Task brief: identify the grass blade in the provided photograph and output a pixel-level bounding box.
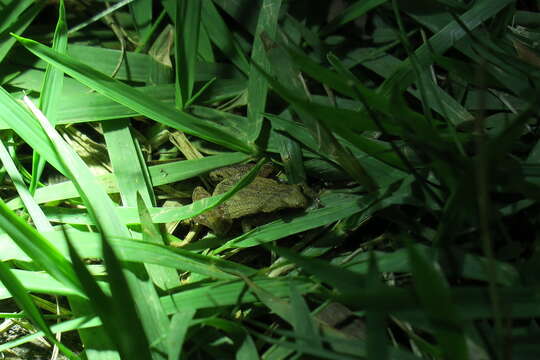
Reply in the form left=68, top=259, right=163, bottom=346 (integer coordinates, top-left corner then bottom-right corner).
left=12, top=34, right=253, bottom=153
left=247, top=0, right=282, bottom=143
left=30, top=0, right=68, bottom=194
left=175, top=0, right=201, bottom=108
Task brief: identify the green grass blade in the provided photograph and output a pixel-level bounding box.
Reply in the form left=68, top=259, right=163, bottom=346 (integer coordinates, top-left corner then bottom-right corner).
left=0, top=137, right=52, bottom=231
left=406, top=240, right=470, bottom=359
left=103, top=119, right=155, bottom=206
left=321, top=0, right=387, bottom=35
left=7, top=153, right=249, bottom=210
left=366, top=252, right=388, bottom=360
left=129, top=0, right=152, bottom=39
left=258, top=51, right=377, bottom=188
left=0, top=198, right=82, bottom=292
left=137, top=194, right=181, bottom=291
left=0, top=261, right=80, bottom=359
left=0, top=1, right=43, bottom=63
left=0, top=87, right=67, bottom=174
left=247, top=0, right=282, bottom=143
left=0, top=315, right=100, bottom=353
left=12, top=34, right=254, bottom=153
left=215, top=193, right=372, bottom=253
left=160, top=278, right=314, bottom=312
left=290, top=285, right=322, bottom=352
left=22, top=95, right=171, bottom=359
left=175, top=0, right=201, bottom=108
left=30, top=0, right=68, bottom=194
left=66, top=234, right=151, bottom=360
left=2, top=227, right=256, bottom=280
left=235, top=334, right=258, bottom=360
left=380, top=0, right=515, bottom=95
left=201, top=1, right=249, bottom=74
left=1, top=269, right=81, bottom=298
left=168, top=309, right=196, bottom=360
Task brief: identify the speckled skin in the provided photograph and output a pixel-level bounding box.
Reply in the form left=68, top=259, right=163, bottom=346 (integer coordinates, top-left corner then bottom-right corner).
left=192, top=164, right=307, bottom=234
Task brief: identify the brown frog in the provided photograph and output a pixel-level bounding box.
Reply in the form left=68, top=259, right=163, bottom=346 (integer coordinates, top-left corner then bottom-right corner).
left=192, top=164, right=308, bottom=234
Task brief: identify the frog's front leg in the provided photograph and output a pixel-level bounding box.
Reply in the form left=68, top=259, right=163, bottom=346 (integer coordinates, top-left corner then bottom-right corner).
left=192, top=186, right=232, bottom=235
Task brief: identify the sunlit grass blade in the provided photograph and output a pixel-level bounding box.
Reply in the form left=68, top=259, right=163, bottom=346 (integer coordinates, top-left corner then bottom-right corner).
left=136, top=194, right=181, bottom=291
left=0, top=136, right=52, bottom=231
left=12, top=34, right=254, bottom=153
left=66, top=235, right=151, bottom=360
left=168, top=309, right=196, bottom=360
left=0, top=87, right=66, bottom=174
left=2, top=226, right=257, bottom=280
left=30, top=0, right=68, bottom=194
left=22, top=95, right=171, bottom=358
left=214, top=192, right=380, bottom=253
left=161, top=277, right=314, bottom=312
left=7, top=152, right=250, bottom=210
left=0, top=315, right=100, bottom=353
left=103, top=118, right=155, bottom=206
left=0, top=261, right=80, bottom=359
left=1, top=269, right=82, bottom=298
left=0, top=197, right=82, bottom=293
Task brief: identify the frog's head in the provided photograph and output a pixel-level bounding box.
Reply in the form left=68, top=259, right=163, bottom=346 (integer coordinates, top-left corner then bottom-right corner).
left=284, top=187, right=308, bottom=208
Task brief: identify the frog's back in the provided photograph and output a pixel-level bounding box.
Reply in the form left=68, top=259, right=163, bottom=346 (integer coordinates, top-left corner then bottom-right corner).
left=215, top=177, right=308, bottom=219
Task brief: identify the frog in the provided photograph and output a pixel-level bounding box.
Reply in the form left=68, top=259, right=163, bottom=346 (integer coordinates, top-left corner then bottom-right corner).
left=192, top=163, right=308, bottom=235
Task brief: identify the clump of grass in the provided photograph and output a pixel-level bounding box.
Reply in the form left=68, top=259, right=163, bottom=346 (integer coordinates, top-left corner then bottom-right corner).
left=0, top=0, right=538, bottom=359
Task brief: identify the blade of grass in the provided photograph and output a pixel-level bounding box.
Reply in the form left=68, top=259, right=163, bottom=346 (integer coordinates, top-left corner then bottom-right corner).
left=406, top=237, right=470, bottom=360
left=0, top=315, right=100, bottom=353
left=68, top=0, right=134, bottom=34
left=321, top=0, right=387, bottom=36
left=262, top=40, right=377, bottom=189
left=160, top=277, right=314, bottom=312
left=1, top=269, right=82, bottom=298
left=0, top=261, right=80, bottom=359
left=290, top=285, right=323, bottom=352
left=0, top=88, right=67, bottom=175
left=12, top=34, right=253, bottom=153
left=102, top=118, right=155, bottom=207
left=201, top=0, right=249, bottom=74
left=0, top=197, right=83, bottom=293
left=66, top=234, right=151, bottom=359
left=2, top=227, right=256, bottom=280
left=30, top=0, right=68, bottom=194
left=366, top=252, right=388, bottom=360
left=22, top=95, right=171, bottom=359
left=0, top=1, right=43, bottom=63
left=175, top=0, right=201, bottom=108
left=7, top=152, right=250, bottom=210
left=137, top=194, right=181, bottom=291
left=168, top=309, right=196, bottom=360
left=247, top=0, right=282, bottom=143
left=379, top=0, right=515, bottom=95
left=129, top=0, right=152, bottom=39
left=0, top=135, right=52, bottom=231
left=235, top=333, right=258, bottom=360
